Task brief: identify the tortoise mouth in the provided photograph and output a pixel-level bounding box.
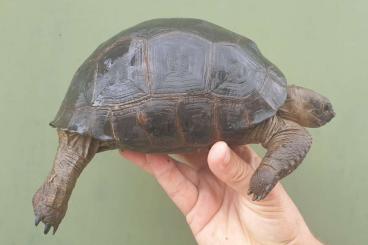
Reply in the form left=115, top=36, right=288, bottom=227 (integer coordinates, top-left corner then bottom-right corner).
left=323, top=103, right=336, bottom=123
left=325, top=110, right=335, bottom=123
left=314, top=110, right=335, bottom=126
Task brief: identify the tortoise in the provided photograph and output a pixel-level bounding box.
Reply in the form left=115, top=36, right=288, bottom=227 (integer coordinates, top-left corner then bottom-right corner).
left=33, top=18, right=335, bottom=234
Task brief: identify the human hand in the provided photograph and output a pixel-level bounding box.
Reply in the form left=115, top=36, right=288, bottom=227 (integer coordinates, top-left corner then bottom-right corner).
left=120, top=142, right=321, bottom=245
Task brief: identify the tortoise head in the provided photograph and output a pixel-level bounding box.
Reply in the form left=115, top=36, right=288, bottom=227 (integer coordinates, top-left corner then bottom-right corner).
left=305, top=92, right=335, bottom=127
left=278, top=85, right=335, bottom=128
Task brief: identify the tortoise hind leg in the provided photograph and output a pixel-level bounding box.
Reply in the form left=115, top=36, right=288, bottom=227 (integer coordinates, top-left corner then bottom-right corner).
left=32, top=130, right=100, bottom=234
left=246, top=116, right=312, bottom=201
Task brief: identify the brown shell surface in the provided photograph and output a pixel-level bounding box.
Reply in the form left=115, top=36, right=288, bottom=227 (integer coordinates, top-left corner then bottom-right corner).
left=51, top=18, right=287, bottom=152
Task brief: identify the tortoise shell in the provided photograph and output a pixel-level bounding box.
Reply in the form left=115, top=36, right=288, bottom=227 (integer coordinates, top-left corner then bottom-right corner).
left=51, top=18, right=287, bottom=152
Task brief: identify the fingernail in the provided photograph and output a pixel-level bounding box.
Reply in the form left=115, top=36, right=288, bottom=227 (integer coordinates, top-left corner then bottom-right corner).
left=223, top=144, right=231, bottom=165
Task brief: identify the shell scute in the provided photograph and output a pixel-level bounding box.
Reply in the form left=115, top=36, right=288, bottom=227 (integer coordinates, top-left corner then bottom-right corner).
left=51, top=18, right=287, bottom=151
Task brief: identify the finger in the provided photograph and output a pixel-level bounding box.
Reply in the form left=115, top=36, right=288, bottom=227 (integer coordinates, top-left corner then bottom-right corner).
left=173, top=159, right=200, bottom=186
left=175, top=147, right=210, bottom=170
left=207, top=142, right=254, bottom=197
left=147, top=154, right=198, bottom=215
left=163, top=154, right=200, bottom=186
left=120, top=150, right=152, bottom=174
left=121, top=150, right=199, bottom=185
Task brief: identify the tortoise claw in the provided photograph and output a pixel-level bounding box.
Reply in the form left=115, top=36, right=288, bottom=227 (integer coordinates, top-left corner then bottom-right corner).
left=248, top=166, right=278, bottom=201
left=249, top=183, right=273, bottom=201
left=52, top=225, right=59, bottom=235
left=35, top=216, right=42, bottom=226
left=252, top=193, right=260, bottom=201
left=44, top=224, right=52, bottom=235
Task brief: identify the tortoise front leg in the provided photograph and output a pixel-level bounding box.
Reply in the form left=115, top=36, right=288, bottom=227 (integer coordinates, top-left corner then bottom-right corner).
left=247, top=116, right=312, bottom=201
left=32, top=130, right=100, bottom=234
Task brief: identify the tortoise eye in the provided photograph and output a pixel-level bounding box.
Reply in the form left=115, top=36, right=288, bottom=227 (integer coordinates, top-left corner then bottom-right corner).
left=323, top=103, right=332, bottom=111
left=130, top=55, right=136, bottom=66
left=217, top=70, right=229, bottom=82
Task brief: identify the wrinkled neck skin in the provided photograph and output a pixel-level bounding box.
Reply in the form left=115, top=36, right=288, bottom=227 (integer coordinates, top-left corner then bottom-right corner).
left=277, top=86, right=306, bottom=125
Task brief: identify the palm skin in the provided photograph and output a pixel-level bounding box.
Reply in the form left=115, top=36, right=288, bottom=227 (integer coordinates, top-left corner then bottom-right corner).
left=121, top=142, right=321, bottom=245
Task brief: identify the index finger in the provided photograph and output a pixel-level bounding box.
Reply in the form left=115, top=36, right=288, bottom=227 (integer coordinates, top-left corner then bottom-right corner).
left=174, top=147, right=210, bottom=170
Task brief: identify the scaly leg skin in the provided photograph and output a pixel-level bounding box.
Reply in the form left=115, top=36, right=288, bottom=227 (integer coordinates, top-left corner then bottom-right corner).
left=32, top=130, right=99, bottom=234
left=247, top=116, right=313, bottom=201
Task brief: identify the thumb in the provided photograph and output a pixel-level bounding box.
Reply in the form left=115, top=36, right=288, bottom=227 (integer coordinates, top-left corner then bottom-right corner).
left=208, top=141, right=254, bottom=196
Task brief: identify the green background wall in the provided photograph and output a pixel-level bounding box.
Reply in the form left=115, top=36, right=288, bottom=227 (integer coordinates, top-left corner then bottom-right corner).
left=0, top=0, right=367, bottom=244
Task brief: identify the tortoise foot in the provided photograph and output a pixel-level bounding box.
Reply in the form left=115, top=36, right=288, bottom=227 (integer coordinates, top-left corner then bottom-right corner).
left=248, top=166, right=278, bottom=201
left=32, top=183, right=68, bottom=235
